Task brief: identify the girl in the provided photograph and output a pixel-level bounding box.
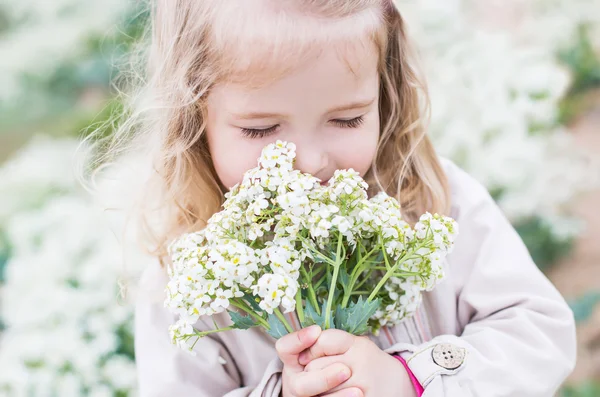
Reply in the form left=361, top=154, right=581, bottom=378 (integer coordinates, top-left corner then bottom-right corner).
left=99, top=0, right=577, bottom=396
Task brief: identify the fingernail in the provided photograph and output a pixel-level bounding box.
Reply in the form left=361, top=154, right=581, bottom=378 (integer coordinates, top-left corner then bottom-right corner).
left=306, top=324, right=321, bottom=339
left=338, top=368, right=351, bottom=382
left=298, top=351, right=307, bottom=364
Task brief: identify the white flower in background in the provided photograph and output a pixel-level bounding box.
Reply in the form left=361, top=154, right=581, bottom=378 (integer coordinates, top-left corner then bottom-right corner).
left=0, top=135, right=79, bottom=223
left=0, top=137, right=139, bottom=396
left=0, top=0, right=129, bottom=100
left=519, top=0, right=600, bottom=51
left=397, top=0, right=599, bottom=243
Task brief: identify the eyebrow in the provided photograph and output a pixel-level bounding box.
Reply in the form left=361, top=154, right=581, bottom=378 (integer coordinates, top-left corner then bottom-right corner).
left=231, top=97, right=376, bottom=120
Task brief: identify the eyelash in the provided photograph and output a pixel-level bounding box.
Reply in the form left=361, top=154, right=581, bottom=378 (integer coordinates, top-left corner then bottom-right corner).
left=240, top=116, right=365, bottom=139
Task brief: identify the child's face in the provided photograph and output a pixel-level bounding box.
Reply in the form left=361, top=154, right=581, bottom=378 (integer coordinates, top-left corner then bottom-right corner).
left=205, top=43, right=380, bottom=190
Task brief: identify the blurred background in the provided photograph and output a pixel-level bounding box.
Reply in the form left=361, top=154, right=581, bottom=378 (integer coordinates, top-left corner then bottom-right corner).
left=0, top=0, right=599, bottom=395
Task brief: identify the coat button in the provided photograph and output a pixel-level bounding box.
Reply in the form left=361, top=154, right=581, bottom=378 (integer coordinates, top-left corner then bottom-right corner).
left=431, top=343, right=466, bottom=370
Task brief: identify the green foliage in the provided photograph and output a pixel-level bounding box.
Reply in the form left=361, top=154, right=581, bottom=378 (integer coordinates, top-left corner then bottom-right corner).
left=228, top=311, right=258, bottom=330
left=559, top=24, right=600, bottom=95
left=337, top=266, right=351, bottom=298
left=569, top=291, right=600, bottom=323
left=334, top=297, right=380, bottom=335
left=0, top=6, right=15, bottom=34
left=558, top=24, right=600, bottom=123
left=242, top=292, right=264, bottom=314
left=0, top=230, right=9, bottom=283
left=115, top=324, right=135, bottom=360
left=0, top=2, right=149, bottom=138
left=560, top=382, right=600, bottom=397
left=301, top=299, right=328, bottom=329
left=514, top=216, right=574, bottom=271
left=266, top=313, right=290, bottom=339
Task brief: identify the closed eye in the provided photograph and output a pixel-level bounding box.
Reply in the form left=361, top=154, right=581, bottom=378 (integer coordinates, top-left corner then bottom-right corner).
left=330, top=116, right=364, bottom=128
left=240, top=125, right=279, bottom=139
left=239, top=115, right=365, bottom=139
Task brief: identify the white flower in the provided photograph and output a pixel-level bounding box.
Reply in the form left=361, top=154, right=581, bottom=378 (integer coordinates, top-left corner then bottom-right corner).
left=169, top=320, right=197, bottom=354
left=251, top=273, right=299, bottom=314
left=258, top=141, right=296, bottom=171
left=331, top=215, right=352, bottom=234
left=414, top=212, right=458, bottom=253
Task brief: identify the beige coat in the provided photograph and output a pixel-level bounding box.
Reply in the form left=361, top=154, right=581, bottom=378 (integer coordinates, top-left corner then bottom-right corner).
left=134, top=158, right=577, bottom=396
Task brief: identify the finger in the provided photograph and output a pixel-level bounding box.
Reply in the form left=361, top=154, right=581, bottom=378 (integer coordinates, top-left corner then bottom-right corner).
left=291, top=362, right=351, bottom=396
left=320, top=387, right=364, bottom=397
left=298, top=329, right=354, bottom=366
left=305, top=355, right=341, bottom=372
left=276, top=325, right=321, bottom=371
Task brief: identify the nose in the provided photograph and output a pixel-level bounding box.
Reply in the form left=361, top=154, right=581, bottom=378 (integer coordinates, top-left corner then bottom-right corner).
left=293, top=144, right=329, bottom=180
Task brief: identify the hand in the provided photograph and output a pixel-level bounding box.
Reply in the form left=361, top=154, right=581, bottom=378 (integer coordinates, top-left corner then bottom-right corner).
left=276, top=325, right=363, bottom=397
left=299, top=329, right=417, bottom=397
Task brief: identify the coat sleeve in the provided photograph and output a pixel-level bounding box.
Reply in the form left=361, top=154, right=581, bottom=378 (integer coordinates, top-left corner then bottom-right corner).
left=384, top=161, right=577, bottom=396
left=134, top=265, right=283, bottom=397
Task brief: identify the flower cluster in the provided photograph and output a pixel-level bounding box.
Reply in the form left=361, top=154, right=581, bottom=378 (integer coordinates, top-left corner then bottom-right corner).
left=166, top=141, right=458, bottom=350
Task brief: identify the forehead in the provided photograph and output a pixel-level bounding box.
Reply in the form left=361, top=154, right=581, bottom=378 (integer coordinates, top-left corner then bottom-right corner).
left=209, top=45, right=380, bottom=114
left=208, top=1, right=386, bottom=88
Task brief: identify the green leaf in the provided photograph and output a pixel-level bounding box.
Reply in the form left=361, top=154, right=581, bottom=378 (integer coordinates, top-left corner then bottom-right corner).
left=301, top=299, right=328, bottom=329
left=242, top=293, right=263, bottom=313
left=334, top=306, right=349, bottom=330
left=266, top=313, right=290, bottom=339
left=228, top=310, right=258, bottom=330
left=334, top=297, right=379, bottom=335
left=338, top=266, right=351, bottom=294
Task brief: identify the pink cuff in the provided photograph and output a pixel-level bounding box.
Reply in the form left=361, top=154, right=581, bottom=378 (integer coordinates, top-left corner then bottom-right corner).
left=393, top=354, right=424, bottom=396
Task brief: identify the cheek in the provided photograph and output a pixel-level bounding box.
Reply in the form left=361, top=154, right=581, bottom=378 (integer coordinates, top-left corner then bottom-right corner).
left=211, top=148, right=246, bottom=189
left=206, top=127, right=264, bottom=189
left=337, top=125, right=379, bottom=176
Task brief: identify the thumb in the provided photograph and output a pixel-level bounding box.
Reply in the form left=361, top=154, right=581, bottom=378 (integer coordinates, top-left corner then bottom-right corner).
left=275, top=325, right=322, bottom=372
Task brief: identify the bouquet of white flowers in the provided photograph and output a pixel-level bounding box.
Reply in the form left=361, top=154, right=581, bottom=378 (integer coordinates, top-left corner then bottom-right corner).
left=165, top=141, right=458, bottom=352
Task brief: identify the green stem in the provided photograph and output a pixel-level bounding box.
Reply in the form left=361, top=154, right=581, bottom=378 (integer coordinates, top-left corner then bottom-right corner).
left=353, top=269, right=375, bottom=291
left=349, top=246, right=378, bottom=285
left=274, top=308, right=294, bottom=333
left=367, top=244, right=428, bottom=302
left=342, top=247, right=378, bottom=307
left=295, top=289, right=305, bottom=324
left=371, top=267, right=422, bottom=275
left=381, top=238, right=393, bottom=271
left=192, top=325, right=236, bottom=338
left=230, top=300, right=270, bottom=328
left=313, top=270, right=328, bottom=289
left=299, top=235, right=337, bottom=266
left=301, top=266, right=321, bottom=315
left=324, top=234, right=343, bottom=329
